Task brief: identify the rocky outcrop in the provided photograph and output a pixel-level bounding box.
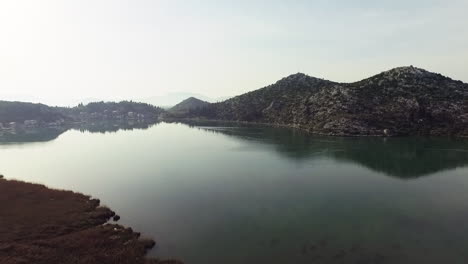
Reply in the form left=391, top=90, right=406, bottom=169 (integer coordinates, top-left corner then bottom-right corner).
left=185, top=67, right=468, bottom=137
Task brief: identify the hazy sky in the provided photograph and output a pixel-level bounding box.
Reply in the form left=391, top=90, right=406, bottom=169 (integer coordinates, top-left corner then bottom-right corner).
left=0, top=0, right=467, bottom=106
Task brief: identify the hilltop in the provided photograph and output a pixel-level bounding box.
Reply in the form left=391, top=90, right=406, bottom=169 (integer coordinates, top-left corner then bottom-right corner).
left=168, top=97, right=210, bottom=116
left=184, top=66, right=468, bottom=137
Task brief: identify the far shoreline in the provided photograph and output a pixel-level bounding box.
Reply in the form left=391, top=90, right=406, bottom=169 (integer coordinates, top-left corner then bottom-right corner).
left=162, top=117, right=468, bottom=138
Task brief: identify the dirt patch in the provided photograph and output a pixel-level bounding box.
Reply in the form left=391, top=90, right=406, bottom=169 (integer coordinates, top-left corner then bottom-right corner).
left=0, top=179, right=182, bottom=264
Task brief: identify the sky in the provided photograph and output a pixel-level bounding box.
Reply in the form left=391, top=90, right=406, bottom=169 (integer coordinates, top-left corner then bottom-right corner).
left=0, top=0, right=467, bottom=106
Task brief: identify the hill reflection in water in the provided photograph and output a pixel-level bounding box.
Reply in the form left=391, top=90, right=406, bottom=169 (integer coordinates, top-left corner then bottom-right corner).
left=179, top=120, right=468, bottom=179
left=2, top=120, right=467, bottom=179
left=0, top=121, right=161, bottom=144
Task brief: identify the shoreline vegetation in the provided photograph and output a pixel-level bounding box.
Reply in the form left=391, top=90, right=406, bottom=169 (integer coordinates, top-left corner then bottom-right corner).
left=0, top=177, right=183, bottom=264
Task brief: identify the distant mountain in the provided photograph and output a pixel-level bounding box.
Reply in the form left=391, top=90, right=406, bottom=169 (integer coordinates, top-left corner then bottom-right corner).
left=169, top=97, right=210, bottom=115
left=141, top=92, right=231, bottom=108
left=140, top=92, right=211, bottom=108
left=183, top=66, right=468, bottom=137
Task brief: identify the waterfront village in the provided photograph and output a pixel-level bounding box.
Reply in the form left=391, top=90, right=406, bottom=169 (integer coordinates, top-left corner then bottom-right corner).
left=0, top=110, right=153, bottom=135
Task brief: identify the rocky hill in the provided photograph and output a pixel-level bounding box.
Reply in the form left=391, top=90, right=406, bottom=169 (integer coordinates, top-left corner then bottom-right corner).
left=185, top=66, right=468, bottom=137
left=168, top=97, right=210, bottom=116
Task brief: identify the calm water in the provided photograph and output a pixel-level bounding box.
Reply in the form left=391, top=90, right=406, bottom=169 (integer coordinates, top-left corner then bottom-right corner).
left=1, top=122, right=468, bottom=264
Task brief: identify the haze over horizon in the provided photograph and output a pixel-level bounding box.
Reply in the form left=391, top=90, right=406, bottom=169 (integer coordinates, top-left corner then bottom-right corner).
left=1, top=0, right=467, bottom=106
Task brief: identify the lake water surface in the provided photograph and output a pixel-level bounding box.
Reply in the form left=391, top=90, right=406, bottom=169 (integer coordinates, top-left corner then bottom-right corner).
left=1, top=122, right=468, bottom=264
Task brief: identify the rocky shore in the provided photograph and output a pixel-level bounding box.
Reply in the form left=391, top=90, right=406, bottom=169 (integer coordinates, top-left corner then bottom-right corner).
left=0, top=178, right=182, bottom=264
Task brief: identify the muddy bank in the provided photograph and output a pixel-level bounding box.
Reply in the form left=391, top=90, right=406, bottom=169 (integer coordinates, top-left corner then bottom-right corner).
left=0, top=178, right=182, bottom=264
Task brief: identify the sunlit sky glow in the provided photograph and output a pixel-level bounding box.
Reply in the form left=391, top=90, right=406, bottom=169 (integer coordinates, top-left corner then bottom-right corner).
left=0, top=0, right=467, bottom=106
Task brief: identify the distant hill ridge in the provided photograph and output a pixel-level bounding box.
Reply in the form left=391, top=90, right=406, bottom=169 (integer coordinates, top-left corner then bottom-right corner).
left=183, top=66, right=468, bottom=137
left=0, top=101, right=164, bottom=127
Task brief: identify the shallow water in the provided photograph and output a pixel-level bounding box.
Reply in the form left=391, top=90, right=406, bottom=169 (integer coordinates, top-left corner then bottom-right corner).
left=1, top=121, right=468, bottom=263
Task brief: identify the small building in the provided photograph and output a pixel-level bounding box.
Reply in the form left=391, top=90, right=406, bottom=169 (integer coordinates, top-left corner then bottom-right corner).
left=24, top=120, right=38, bottom=127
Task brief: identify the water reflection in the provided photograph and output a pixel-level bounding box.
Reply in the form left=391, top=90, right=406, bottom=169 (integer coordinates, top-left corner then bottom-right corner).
left=0, top=120, right=161, bottom=144
left=2, top=120, right=467, bottom=179
left=0, top=127, right=66, bottom=144
left=178, top=121, right=468, bottom=179
left=74, top=120, right=160, bottom=134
